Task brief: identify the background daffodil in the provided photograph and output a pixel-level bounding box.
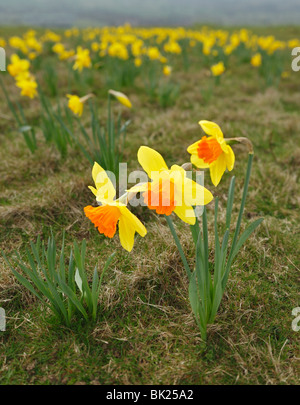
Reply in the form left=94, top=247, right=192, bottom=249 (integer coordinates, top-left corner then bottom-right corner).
left=187, top=120, right=235, bottom=187
left=84, top=162, right=147, bottom=252
left=132, top=146, right=213, bottom=225
left=108, top=89, right=132, bottom=108
left=66, top=93, right=93, bottom=117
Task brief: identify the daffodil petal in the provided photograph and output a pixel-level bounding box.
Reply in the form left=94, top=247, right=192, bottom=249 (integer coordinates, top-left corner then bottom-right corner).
left=91, top=162, right=116, bottom=202
left=174, top=203, right=196, bottom=225
left=190, top=153, right=210, bottom=169
left=118, top=215, right=135, bottom=252
left=225, top=145, right=235, bottom=171
left=187, top=140, right=200, bottom=154
left=109, top=89, right=132, bottom=108
left=88, top=186, right=98, bottom=197
left=137, top=146, right=168, bottom=178
left=199, top=120, right=224, bottom=140
left=182, top=178, right=214, bottom=206
left=119, top=206, right=147, bottom=237
left=209, top=154, right=227, bottom=186
left=118, top=207, right=147, bottom=252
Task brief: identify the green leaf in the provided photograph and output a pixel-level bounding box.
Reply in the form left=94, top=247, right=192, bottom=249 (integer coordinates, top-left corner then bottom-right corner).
left=231, top=218, right=264, bottom=261
left=75, top=268, right=83, bottom=294
left=226, top=176, right=235, bottom=229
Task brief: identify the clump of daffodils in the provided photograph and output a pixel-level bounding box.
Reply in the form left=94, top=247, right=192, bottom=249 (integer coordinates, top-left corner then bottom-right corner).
left=82, top=117, right=260, bottom=342
left=7, top=54, right=37, bottom=99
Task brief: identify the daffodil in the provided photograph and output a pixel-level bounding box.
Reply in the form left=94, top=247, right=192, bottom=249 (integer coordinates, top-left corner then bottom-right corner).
left=52, top=43, right=65, bottom=55
left=131, top=146, right=213, bottom=225
left=187, top=120, right=235, bottom=187
left=84, top=163, right=147, bottom=252
left=163, top=65, right=172, bottom=76
left=73, top=46, right=91, bottom=71
left=251, top=53, right=262, bottom=67
left=66, top=94, right=93, bottom=117
left=15, top=73, right=37, bottom=99
left=210, top=61, right=225, bottom=77
left=108, top=89, right=132, bottom=108
left=7, top=54, right=30, bottom=77
left=134, top=57, right=142, bottom=67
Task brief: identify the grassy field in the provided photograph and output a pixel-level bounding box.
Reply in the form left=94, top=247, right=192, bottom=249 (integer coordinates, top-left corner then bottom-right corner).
left=0, top=26, right=299, bottom=385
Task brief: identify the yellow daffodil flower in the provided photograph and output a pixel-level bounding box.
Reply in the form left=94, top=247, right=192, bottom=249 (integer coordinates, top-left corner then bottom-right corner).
left=73, top=46, right=91, bottom=71
left=7, top=54, right=30, bottom=77
left=108, top=89, right=132, bottom=109
left=251, top=53, right=262, bottom=67
left=15, top=73, right=37, bottom=99
left=163, top=65, right=172, bottom=76
left=28, top=52, right=37, bottom=60
left=187, top=120, right=235, bottom=187
left=147, top=46, right=161, bottom=60
left=66, top=94, right=93, bottom=117
left=131, top=146, right=213, bottom=225
left=84, top=163, right=147, bottom=252
left=52, top=43, right=65, bottom=55
left=134, top=57, right=142, bottom=67
left=67, top=95, right=84, bottom=117
left=210, top=61, right=225, bottom=77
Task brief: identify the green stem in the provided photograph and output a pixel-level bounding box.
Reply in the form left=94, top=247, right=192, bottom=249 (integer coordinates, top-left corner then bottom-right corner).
left=165, top=215, right=192, bottom=280
left=222, top=153, right=253, bottom=288
left=190, top=215, right=200, bottom=246
left=0, top=75, right=22, bottom=125
left=231, top=153, right=253, bottom=252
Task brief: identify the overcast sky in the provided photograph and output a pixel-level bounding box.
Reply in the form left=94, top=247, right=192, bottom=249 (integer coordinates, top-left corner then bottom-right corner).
left=0, top=0, right=300, bottom=27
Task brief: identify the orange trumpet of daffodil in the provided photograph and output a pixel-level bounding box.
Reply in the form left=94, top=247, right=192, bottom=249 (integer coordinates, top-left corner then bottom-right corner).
left=130, top=146, right=213, bottom=225
left=187, top=120, right=235, bottom=187
left=84, top=162, right=147, bottom=252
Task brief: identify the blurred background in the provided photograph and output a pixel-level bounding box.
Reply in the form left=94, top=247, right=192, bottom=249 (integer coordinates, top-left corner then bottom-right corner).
left=1, top=0, right=300, bottom=27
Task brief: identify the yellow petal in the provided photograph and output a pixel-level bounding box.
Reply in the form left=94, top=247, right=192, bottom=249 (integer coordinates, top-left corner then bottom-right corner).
left=182, top=178, right=213, bottom=206
left=137, top=146, right=168, bottom=178
left=91, top=162, right=116, bottom=202
left=88, top=186, right=98, bottom=197
left=187, top=140, right=200, bottom=154
left=209, top=154, right=227, bottom=186
left=119, top=206, right=147, bottom=237
left=118, top=215, right=135, bottom=252
left=109, top=89, right=132, bottom=108
left=199, top=120, right=224, bottom=140
left=225, top=145, right=235, bottom=171
left=118, top=207, right=147, bottom=252
left=169, top=164, right=186, bottom=182
left=174, top=203, right=196, bottom=225
left=190, top=153, right=210, bottom=169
